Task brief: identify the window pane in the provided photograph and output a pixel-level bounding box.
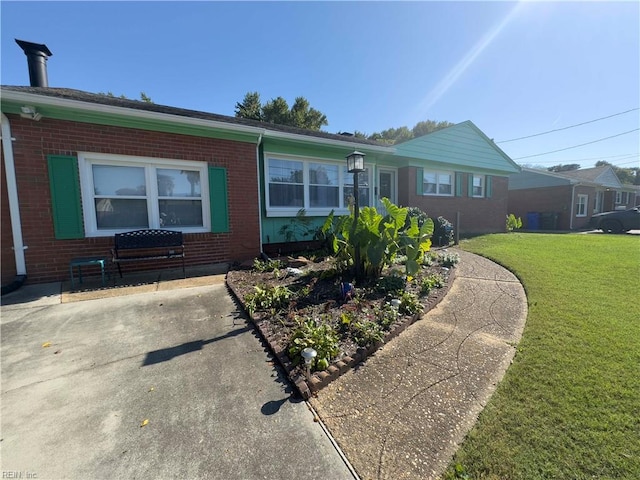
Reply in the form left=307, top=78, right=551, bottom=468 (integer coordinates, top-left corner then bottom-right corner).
left=269, top=159, right=303, bottom=184
left=343, top=167, right=370, bottom=206
left=310, top=186, right=339, bottom=207
left=423, top=172, right=437, bottom=194
left=93, top=165, right=146, bottom=196
left=95, top=198, right=148, bottom=229
left=310, top=164, right=338, bottom=186
left=157, top=169, right=201, bottom=197
left=159, top=200, right=203, bottom=227
left=269, top=184, right=304, bottom=207
left=438, top=174, right=452, bottom=195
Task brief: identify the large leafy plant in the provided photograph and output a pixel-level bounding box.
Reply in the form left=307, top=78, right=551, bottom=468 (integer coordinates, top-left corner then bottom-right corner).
left=322, top=198, right=434, bottom=281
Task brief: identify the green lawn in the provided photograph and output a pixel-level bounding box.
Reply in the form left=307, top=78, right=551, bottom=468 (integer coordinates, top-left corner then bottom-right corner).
left=445, top=233, right=640, bottom=480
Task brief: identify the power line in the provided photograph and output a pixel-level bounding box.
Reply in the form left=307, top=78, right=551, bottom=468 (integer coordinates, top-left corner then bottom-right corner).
left=497, top=108, right=640, bottom=143
left=513, top=129, right=640, bottom=160
left=521, top=154, right=639, bottom=166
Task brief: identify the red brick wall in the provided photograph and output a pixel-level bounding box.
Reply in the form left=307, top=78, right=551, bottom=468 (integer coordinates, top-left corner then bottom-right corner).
left=1, top=148, right=18, bottom=284
left=507, top=185, right=596, bottom=230
left=398, top=167, right=509, bottom=235
left=3, top=114, right=260, bottom=284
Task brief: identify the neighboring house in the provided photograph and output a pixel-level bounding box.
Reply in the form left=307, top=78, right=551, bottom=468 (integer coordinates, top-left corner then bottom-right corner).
left=508, top=165, right=637, bottom=230
left=1, top=42, right=520, bottom=286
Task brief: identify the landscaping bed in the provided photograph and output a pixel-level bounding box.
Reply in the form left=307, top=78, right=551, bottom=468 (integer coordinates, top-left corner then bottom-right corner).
left=226, top=249, right=458, bottom=398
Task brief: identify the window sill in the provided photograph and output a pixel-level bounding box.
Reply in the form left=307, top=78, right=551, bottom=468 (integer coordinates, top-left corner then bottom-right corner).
left=267, top=208, right=348, bottom=218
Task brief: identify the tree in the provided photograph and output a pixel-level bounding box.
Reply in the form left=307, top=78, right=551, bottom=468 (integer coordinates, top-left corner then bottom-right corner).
left=262, top=97, right=292, bottom=126
left=362, top=119, right=454, bottom=144
left=234, top=92, right=328, bottom=131
left=547, top=163, right=581, bottom=172
left=234, top=91, right=262, bottom=121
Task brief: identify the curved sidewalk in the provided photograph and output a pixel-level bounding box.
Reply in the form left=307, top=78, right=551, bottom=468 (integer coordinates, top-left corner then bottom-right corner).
left=309, top=249, right=528, bottom=480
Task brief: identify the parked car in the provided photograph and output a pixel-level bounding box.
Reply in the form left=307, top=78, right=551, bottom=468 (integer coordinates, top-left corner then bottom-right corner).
left=590, top=206, right=640, bottom=233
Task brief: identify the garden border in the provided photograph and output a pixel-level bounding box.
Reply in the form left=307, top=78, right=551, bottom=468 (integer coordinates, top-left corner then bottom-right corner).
left=226, top=263, right=457, bottom=399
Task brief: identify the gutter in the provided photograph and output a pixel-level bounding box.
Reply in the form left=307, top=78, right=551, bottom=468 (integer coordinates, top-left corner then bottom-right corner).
left=1, top=113, right=28, bottom=282
left=569, top=184, right=576, bottom=230
left=256, top=133, right=264, bottom=254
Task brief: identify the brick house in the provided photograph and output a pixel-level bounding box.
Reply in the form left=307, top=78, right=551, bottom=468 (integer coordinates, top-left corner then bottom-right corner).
left=1, top=42, right=520, bottom=287
left=508, top=165, right=638, bottom=230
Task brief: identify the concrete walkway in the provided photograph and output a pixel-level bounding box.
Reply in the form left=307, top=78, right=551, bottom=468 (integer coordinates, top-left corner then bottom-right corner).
left=310, top=249, right=528, bottom=480
left=1, top=280, right=354, bottom=479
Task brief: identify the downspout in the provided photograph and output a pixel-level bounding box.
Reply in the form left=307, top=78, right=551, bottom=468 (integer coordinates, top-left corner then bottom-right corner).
left=569, top=183, right=576, bottom=230
left=1, top=113, right=28, bottom=287
left=256, top=133, right=264, bottom=255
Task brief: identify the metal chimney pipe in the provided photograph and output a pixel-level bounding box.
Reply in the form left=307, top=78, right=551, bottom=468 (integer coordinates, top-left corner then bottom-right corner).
left=15, top=39, right=53, bottom=87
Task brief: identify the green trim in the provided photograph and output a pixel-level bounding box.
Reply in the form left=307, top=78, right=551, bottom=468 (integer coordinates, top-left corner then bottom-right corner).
left=2, top=101, right=259, bottom=144
left=47, top=155, right=84, bottom=239
left=468, top=174, right=474, bottom=197
left=416, top=167, right=424, bottom=195
left=208, top=167, right=229, bottom=233
left=455, top=172, right=463, bottom=197
left=486, top=175, right=493, bottom=198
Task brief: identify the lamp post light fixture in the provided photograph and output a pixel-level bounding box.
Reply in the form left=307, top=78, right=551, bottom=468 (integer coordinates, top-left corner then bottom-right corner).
left=346, top=151, right=366, bottom=284
left=301, top=347, right=317, bottom=381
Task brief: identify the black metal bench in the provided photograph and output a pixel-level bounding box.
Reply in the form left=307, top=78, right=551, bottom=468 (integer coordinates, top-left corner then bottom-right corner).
left=112, top=229, right=185, bottom=278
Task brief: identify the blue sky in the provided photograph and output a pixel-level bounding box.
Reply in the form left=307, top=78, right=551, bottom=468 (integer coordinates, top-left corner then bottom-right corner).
left=2, top=1, right=638, bottom=170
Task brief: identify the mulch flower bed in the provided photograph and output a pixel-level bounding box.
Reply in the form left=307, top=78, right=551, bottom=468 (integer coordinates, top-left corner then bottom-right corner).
left=226, top=250, right=457, bottom=399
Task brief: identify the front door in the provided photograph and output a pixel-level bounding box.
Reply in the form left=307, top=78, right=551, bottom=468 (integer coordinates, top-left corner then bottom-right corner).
left=377, top=169, right=397, bottom=212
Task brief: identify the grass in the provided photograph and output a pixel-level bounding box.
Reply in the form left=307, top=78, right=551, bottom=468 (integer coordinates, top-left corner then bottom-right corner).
left=445, top=233, right=640, bottom=480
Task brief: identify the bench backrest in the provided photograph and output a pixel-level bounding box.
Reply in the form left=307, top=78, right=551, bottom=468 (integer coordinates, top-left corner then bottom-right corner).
left=114, top=229, right=183, bottom=250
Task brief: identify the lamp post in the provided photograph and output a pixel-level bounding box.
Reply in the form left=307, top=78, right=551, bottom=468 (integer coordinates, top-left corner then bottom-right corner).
left=346, top=151, right=365, bottom=284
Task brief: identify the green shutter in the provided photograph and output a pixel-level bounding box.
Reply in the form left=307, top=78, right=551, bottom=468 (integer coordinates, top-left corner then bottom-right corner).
left=416, top=167, right=423, bottom=195
left=455, top=172, right=463, bottom=197
left=47, top=155, right=84, bottom=239
left=468, top=174, right=474, bottom=197
left=209, top=167, right=229, bottom=233
left=486, top=175, right=493, bottom=198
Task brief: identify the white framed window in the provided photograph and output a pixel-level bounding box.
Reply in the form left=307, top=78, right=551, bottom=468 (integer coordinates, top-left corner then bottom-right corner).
left=576, top=194, right=588, bottom=217
left=472, top=174, right=485, bottom=197
left=615, top=191, right=622, bottom=204
left=343, top=166, right=371, bottom=209
left=423, top=170, right=453, bottom=196
left=78, top=153, right=210, bottom=237
left=265, top=154, right=370, bottom=216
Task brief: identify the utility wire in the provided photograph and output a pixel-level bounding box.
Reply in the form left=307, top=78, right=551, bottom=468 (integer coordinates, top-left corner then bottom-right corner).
left=513, top=129, right=640, bottom=160
left=497, top=108, right=639, bottom=143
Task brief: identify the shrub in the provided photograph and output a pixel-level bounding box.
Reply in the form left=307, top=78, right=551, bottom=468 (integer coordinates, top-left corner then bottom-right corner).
left=245, top=284, right=293, bottom=315
left=374, top=303, right=398, bottom=329
left=253, top=258, right=285, bottom=273
left=353, top=320, right=385, bottom=347
left=399, top=292, right=423, bottom=315
left=506, top=213, right=523, bottom=232
left=376, top=274, right=406, bottom=295
left=434, top=216, right=454, bottom=246
left=438, top=252, right=460, bottom=267
left=420, top=273, right=446, bottom=296
left=288, top=317, right=340, bottom=371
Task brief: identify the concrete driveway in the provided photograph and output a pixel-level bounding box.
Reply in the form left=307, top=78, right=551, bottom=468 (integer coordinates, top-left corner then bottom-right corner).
left=1, top=281, right=354, bottom=479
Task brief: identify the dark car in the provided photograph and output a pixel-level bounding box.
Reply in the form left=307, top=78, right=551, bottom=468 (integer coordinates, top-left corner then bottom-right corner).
left=590, top=206, right=640, bottom=233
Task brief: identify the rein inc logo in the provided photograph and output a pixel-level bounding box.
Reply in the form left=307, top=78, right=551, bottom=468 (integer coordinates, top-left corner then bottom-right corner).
left=2, top=473, right=37, bottom=479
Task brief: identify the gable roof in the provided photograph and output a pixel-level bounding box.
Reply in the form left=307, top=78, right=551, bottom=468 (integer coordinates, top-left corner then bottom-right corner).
left=554, top=165, right=622, bottom=189
left=393, top=120, right=521, bottom=174
left=509, top=166, right=624, bottom=190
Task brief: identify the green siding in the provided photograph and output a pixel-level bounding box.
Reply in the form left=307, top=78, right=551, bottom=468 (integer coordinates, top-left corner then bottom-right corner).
left=47, top=155, right=84, bottom=239
left=208, top=167, right=229, bottom=233
left=394, top=121, right=521, bottom=174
